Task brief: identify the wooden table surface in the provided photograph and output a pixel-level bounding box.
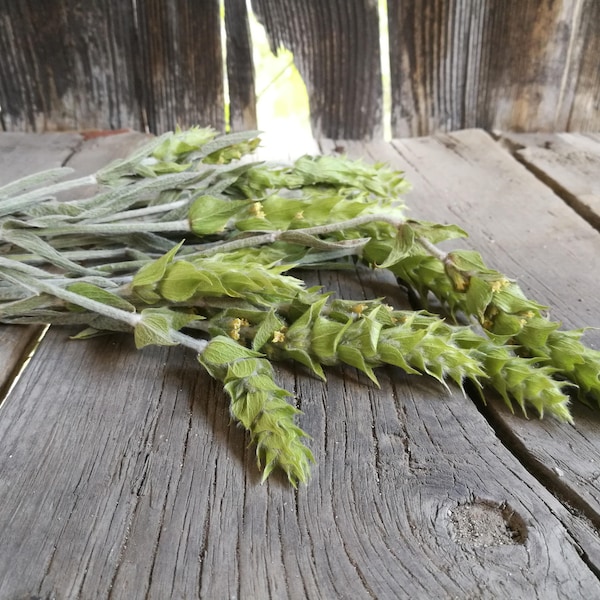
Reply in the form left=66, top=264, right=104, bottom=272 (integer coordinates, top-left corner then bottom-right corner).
left=1, top=129, right=599, bottom=599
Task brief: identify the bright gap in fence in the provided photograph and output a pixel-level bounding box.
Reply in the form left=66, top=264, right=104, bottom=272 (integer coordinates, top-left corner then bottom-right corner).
left=223, top=0, right=392, bottom=142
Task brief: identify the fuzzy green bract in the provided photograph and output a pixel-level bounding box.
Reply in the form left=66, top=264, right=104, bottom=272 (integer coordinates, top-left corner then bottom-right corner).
left=199, top=336, right=314, bottom=486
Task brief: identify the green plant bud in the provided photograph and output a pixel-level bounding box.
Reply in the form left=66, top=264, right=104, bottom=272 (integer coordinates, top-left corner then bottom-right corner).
left=462, top=339, right=572, bottom=422
left=188, top=195, right=250, bottom=235
left=152, top=126, right=216, bottom=162
left=543, top=330, right=600, bottom=402
left=199, top=336, right=314, bottom=486
left=202, top=137, right=260, bottom=165
left=134, top=308, right=198, bottom=349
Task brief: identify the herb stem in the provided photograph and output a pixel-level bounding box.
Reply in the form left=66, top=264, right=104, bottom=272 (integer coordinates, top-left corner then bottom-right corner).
left=0, top=260, right=140, bottom=328
left=28, top=219, right=190, bottom=237
left=197, top=213, right=404, bottom=257
left=6, top=248, right=129, bottom=265
left=90, top=199, right=189, bottom=223
left=0, top=257, right=209, bottom=355
left=416, top=235, right=449, bottom=262
left=0, top=175, right=97, bottom=217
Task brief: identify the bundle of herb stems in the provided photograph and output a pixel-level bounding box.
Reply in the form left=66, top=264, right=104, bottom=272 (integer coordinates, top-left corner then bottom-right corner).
left=1, top=127, right=598, bottom=485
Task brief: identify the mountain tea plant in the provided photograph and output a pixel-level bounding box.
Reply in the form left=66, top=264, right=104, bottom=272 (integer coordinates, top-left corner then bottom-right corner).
left=1, top=127, right=598, bottom=485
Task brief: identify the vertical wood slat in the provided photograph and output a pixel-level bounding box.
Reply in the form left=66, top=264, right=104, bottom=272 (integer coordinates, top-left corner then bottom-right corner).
left=1, top=0, right=598, bottom=139
left=0, top=0, right=139, bottom=132
left=389, top=0, right=600, bottom=137
left=225, top=0, right=257, bottom=131
left=251, top=0, right=383, bottom=140
left=133, top=0, right=224, bottom=133
left=0, top=0, right=226, bottom=134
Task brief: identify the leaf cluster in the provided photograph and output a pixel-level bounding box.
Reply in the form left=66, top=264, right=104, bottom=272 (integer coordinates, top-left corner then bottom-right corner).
left=0, top=126, right=597, bottom=485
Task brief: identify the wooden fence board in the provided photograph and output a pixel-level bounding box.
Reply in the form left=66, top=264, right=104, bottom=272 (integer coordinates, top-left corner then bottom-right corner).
left=1, top=1, right=598, bottom=138
left=388, top=0, right=600, bottom=137
left=251, top=0, right=383, bottom=139
left=225, top=0, right=258, bottom=131
left=0, top=0, right=225, bottom=133
left=0, top=0, right=139, bottom=132
left=133, top=0, right=225, bottom=133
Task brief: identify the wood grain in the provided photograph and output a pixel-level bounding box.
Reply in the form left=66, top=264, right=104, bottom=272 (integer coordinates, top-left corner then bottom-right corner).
left=0, top=0, right=140, bottom=132
left=2, top=134, right=600, bottom=597
left=2, top=283, right=600, bottom=599
left=499, top=132, right=600, bottom=232
left=1, top=1, right=599, bottom=139
left=324, top=129, right=600, bottom=567
left=133, top=0, right=225, bottom=133
left=0, top=0, right=225, bottom=133
left=388, top=0, right=600, bottom=137
left=251, top=0, right=383, bottom=139
left=225, top=0, right=258, bottom=131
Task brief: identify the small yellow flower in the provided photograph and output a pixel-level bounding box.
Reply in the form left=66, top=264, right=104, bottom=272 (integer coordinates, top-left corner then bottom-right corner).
left=294, top=211, right=304, bottom=220
left=250, top=201, right=266, bottom=218
left=455, top=278, right=468, bottom=292
left=351, top=303, right=368, bottom=317
left=490, top=278, right=510, bottom=293
left=229, top=317, right=249, bottom=340
left=272, top=330, right=286, bottom=343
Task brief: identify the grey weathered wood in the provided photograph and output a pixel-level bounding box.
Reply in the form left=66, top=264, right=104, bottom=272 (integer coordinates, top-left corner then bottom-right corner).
left=2, top=1, right=599, bottom=139
left=2, top=133, right=600, bottom=598
left=0, top=132, right=81, bottom=180
left=251, top=0, right=383, bottom=139
left=499, top=132, right=600, bottom=231
left=225, top=0, right=258, bottom=131
left=0, top=0, right=140, bottom=132
left=2, top=276, right=600, bottom=599
left=324, top=129, right=600, bottom=560
left=133, top=0, right=225, bottom=133
left=0, top=0, right=226, bottom=133
left=388, top=0, right=600, bottom=137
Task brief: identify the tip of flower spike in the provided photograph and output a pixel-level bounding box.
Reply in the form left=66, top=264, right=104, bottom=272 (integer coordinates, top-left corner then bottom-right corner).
left=258, top=437, right=315, bottom=487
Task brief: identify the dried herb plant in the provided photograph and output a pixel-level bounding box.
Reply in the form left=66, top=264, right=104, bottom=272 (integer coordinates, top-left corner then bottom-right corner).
left=1, top=127, right=597, bottom=485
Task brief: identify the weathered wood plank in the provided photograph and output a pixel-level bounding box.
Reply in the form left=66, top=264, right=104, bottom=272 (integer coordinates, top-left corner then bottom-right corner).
left=499, top=132, right=600, bottom=231
left=324, top=130, right=600, bottom=563
left=388, top=0, right=600, bottom=137
left=2, top=136, right=600, bottom=597
left=133, top=0, right=225, bottom=133
left=225, top=0, right=258, bottom=131
left=251, top=0, right=383, bottom=139
left=2, top=280, right=600, bottom=599
left=0, top=132, right=81, bottom=179
left=0, top=0, right=226, bottom=134
left=0, top=0, right=139, bottom=132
